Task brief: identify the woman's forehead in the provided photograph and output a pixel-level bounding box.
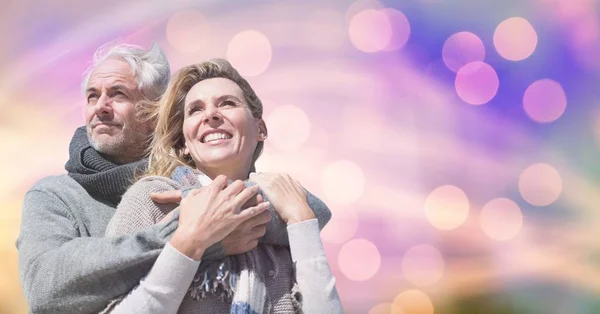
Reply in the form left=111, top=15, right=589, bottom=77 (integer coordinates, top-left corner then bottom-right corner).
left=185, top=77, right=244, bottom=104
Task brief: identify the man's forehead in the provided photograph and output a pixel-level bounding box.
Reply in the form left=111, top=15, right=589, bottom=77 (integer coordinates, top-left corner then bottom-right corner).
left=87, top=58, right=136, bottom=89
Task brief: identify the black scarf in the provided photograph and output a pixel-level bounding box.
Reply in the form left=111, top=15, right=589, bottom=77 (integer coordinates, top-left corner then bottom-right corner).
left=64, top=126, right=147, bottom=206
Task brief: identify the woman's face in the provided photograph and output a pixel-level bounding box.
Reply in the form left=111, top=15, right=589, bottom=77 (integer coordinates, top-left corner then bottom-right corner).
left=182, top=77, right=265, bottom=175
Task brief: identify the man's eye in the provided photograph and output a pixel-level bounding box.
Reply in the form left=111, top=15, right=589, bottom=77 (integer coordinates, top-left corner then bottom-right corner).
left=87, top=94, right=98, bottom=102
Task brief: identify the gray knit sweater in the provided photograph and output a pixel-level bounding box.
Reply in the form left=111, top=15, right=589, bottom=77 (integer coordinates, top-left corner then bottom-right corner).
left=17, top=174, right=179, bottom=313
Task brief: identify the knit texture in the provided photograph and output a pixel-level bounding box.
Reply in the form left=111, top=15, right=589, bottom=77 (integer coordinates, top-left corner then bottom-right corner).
left=64, top=126, right=147, bottom=206
left=104, top=171, right=335, bottom=313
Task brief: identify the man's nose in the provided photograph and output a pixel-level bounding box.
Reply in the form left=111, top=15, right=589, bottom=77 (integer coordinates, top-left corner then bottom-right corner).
left=94, top=93, right=113, bottom=118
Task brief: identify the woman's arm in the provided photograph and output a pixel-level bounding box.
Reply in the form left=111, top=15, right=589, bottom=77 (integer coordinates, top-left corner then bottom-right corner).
left=247, top=173, right=344, bottom=313
left=104, top=176, right=269, bottom=314
left=103, top=176, right=201, bottom=314
left=102, top=242, right=201, bottom=314
left=288, top=219, right=344, bottom=314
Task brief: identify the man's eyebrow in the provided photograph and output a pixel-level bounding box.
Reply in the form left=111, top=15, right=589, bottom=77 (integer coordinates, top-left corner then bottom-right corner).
left=108, top=85, right=132, bottom=93
left=85, top=87, right=98, bottom=94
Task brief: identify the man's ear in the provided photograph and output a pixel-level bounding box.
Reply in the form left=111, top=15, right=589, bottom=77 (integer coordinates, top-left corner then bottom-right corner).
left=257, top=118, right=268, bottom=141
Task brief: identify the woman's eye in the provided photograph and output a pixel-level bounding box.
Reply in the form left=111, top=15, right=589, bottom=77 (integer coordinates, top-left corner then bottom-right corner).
left=189, top=107, right=203, bottom=114
left=221, top=100, right=237, bottom=107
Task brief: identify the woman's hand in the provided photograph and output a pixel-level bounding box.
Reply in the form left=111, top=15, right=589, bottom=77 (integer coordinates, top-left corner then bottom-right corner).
left=170, top=175, right=270, bottom=260
left=248, top=172, right=315, bottom=225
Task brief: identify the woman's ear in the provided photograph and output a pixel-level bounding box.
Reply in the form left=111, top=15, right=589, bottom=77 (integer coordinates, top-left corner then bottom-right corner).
left=183, top=144, right=190, bottom=155
left=258, top=118, right=268, bottom=141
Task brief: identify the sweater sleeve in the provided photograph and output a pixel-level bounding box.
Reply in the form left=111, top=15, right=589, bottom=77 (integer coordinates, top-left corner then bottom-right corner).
left=103, top=243, right=201, bottom=314
left=105, top=177, right=181, bottom=236
left=256, top=184, right=332, bottom=246
left=288, top=219, right=344, bottom=314
left=17, top=188, right=178, bottom=314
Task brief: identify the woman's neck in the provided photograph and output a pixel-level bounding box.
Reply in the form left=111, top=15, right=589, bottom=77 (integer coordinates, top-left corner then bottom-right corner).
left=199, top=165, right=251, bottom=182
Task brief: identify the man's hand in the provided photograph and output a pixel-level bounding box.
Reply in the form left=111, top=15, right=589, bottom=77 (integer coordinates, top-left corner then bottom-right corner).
left=222, top=193, right=271, bottom=255
left=153, top=186, right=271, bottom=255
left=150, top=190, right=183, bottom=204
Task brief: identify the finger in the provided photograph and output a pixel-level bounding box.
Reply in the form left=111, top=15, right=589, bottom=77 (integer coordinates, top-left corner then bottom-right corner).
left=150, top=190, right=183, bottom=204
left=249, top=211, right=271, bottom=227
left=236, top=201, right=270, bottom=222
left=246, top=239, right=259, bottom=250
left=240, top=210, right=271, bottom=230
left=158, top=210, right=176, bottom=224
left=186, top=188, right=204, bottom=197
left=251, top=225, right=267, bottom=238
left=241, top=193, right=263, bottom=209
left=222, top=180, right=245, bottom=197
left=232, top=185, right=260, bottom=211
left=210, top=175, right=228, bottom=191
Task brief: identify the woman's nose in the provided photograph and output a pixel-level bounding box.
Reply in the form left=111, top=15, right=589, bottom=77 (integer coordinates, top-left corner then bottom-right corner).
left=202, top=105, right=222, bottom=123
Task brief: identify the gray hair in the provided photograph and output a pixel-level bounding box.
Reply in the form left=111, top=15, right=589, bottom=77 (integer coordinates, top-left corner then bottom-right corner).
left=81, top=43, right=170, bottom=102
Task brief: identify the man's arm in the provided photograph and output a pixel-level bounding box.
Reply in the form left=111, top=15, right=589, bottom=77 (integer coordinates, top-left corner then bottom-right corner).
left=17, top=178, right=224, bottom=314
left=17, top=188, right=177, bottom=314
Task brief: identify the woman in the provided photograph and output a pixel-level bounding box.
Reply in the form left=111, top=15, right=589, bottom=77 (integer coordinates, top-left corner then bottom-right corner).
left=102, top=59, right=344, bottom=313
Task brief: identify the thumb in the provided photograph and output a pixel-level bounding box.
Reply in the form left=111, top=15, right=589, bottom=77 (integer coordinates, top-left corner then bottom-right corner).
left=150, top=190, right=183, bottom=204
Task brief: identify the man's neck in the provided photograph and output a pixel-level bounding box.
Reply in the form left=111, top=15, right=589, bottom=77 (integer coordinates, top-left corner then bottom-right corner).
left=102, top=152, right=143, bottom=165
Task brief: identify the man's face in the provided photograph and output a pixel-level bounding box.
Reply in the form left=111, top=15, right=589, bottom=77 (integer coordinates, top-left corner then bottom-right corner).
left=84, top=58, right=152, bottom=163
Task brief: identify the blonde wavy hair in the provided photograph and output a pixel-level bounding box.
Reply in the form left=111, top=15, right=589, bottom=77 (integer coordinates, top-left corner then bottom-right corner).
left=144, top=58, right=264, bottom=178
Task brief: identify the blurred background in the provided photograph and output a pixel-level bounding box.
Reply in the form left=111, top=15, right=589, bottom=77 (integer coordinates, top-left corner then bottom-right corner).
left=1, top=0, right=600, bottom=313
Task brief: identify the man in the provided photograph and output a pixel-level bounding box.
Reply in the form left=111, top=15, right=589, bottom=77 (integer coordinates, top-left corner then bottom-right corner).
left=16, top=43, right=270, bottom=314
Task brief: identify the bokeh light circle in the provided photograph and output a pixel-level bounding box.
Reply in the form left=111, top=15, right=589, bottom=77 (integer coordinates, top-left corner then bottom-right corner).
left=391, top=289, right=434, bottom=314
left=321, top=208, right=360, bottom=244
left=425, top=185, right=470, bottom=230
left=402, top=244, right=445, bottom=287
left=382, top=8, right=411, bottom=51
left=494, top=17, right=538, bottom=61
left=480, top=198, right=523, bottom=241
left=265, top=105, right=311, bottom=152
left=442, top=31, right=486, bottom=72
left=369, top=303, right=392, bottom=314
left=166, top=11, right=210, bottom=53
left=519, top=163, right=562, bottom=206
left=348, top=9, right=392, bottom=53
left=321, top=160, right=365, bottom=206
left=455, top=61, right=499, bottom=105
left=226, top=30, right=272, bottom=76
left=523, top=79, right=567, bottom=123
left=338, top=238, right=381, bottom=281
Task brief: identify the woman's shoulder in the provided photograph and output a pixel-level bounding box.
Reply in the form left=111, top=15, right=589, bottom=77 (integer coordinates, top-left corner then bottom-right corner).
left=125, top=175, right=183, bottom=198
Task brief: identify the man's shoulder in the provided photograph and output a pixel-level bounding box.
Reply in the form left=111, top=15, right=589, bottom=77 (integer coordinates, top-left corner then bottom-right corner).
left=28, top=174, right=83, bottom=195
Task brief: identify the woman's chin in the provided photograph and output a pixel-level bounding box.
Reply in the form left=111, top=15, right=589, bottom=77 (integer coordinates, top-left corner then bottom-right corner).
left=196, top=155, right=238, bottom=170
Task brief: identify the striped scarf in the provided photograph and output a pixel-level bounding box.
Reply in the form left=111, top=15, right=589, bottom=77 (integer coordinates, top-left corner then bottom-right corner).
left=172, top=166, right=274, bottom=314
